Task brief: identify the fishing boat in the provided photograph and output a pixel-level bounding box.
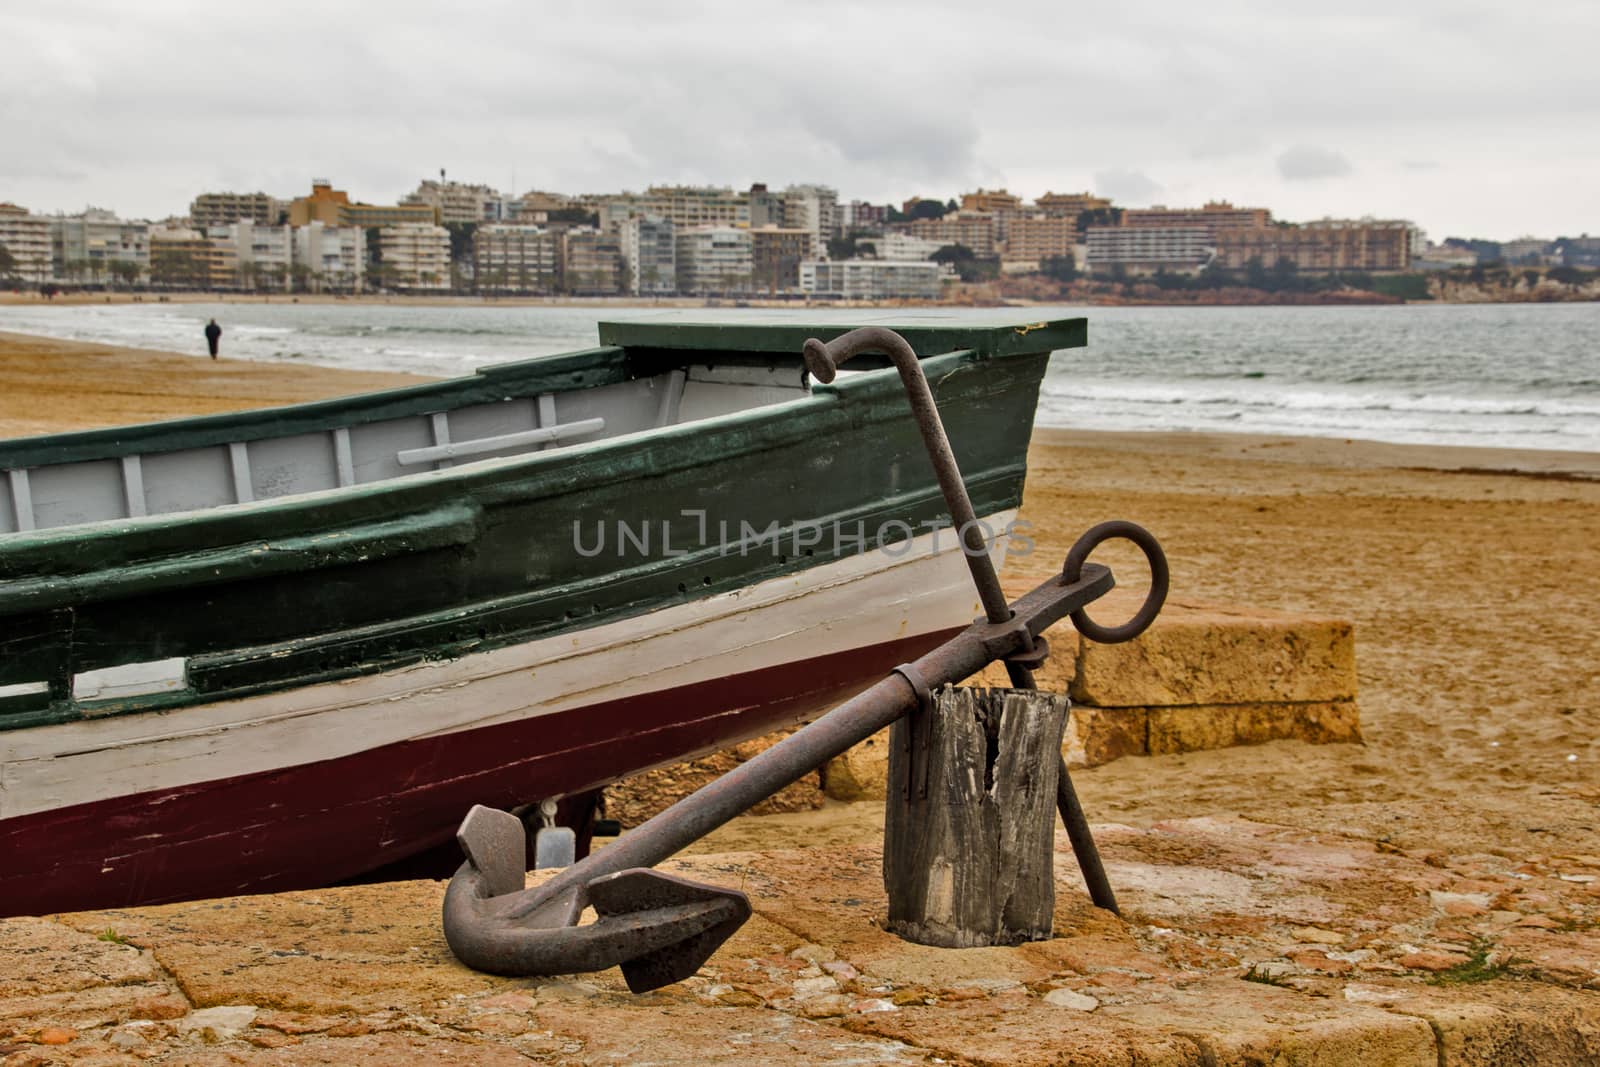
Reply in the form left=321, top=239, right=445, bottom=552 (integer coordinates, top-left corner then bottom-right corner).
left=0, top=317, right=1082, bottom=917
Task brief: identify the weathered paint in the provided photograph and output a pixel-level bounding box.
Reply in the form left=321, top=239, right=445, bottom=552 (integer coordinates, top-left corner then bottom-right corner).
left=0, top=627, right=960, bottom=916
left=0, top=319, right=1076, bottom=910
left=0, top=328, right=1064, bottom=723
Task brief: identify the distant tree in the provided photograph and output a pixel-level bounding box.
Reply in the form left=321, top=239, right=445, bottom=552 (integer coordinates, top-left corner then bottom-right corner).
left=1268, top=256, right=1303, bottom=292
left=945, top=199, right=959, bottom=213
left=444, top=222, right=477, bottom=266
left=111, top=259, right=143, bottom=289
left=1244, top=256, right=1269, bottom=291
left=1075, top=207, right=1123, bottom=234
left=151, top=248, right=200, bottom=288
left=1039, top=253, right=1077, bottom=283
left=1367, top=273, right=1432, bottom=301
left=888, top=199, right=948, bottom=223
left=0, top=243, right=17, bottom=285
left=826, top=234, right=860, bottom=260
left=1196, top=261, right=1233, bottom=289
left=932, top=244, right=997, bottom=282
left=547, top=207, right=600, bottom=227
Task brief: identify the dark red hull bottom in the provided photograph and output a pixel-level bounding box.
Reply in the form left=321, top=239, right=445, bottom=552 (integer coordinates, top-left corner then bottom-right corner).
left=0, top=629, right=958, bottom=918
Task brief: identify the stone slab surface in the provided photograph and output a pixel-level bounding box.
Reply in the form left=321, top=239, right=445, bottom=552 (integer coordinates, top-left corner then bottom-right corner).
left=825, top=699, right=1361, bottom=800
left=1066, top=596, right=1358, bottom=708
left=4, top=817, right=1597, bottom=1065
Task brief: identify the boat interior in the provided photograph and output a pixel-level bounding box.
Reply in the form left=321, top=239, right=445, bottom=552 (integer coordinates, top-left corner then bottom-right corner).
left=0, top=361, right=813, bottom=536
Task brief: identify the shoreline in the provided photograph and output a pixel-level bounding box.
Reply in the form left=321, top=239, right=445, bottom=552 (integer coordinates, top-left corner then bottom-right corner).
left=0, top=328, right=1594, bottom=473
left=5, top=289, right=1596, bottom=310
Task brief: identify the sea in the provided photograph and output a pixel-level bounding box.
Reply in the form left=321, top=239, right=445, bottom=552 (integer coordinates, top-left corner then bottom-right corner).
left=2, top=301, right=1597, bottom=453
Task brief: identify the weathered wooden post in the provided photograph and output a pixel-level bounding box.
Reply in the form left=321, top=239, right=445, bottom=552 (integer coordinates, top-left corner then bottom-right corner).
left=884, top=686, right=1070, bottom=947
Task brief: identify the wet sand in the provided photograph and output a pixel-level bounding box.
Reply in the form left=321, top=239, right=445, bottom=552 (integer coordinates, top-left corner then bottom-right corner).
left=0, top=331, right=432, bottom=438
left=4, top=331, right=1597, bottom=867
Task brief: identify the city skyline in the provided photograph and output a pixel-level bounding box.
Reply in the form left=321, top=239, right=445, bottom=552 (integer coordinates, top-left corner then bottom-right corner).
left=3, top=1, right=1597, bottom=242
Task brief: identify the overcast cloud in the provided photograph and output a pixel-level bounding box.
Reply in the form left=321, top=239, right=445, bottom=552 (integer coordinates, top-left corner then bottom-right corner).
left=2, top=0, right=1597, bottom=240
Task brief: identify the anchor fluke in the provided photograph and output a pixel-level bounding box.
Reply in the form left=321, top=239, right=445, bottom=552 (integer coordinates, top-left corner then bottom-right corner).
left=443, top=807, right=751, bottom=993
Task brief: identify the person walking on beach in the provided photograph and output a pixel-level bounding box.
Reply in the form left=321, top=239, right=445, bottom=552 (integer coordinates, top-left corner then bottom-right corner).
left=204, top=319, right=222, bottom=359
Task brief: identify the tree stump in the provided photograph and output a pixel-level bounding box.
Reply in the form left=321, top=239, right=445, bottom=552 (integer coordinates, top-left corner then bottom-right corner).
left=883, top=686, right=1068, bottom=947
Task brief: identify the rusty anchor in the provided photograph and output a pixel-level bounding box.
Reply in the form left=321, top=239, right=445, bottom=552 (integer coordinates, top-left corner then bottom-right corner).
left=443, top=327, right=1168, bottom=992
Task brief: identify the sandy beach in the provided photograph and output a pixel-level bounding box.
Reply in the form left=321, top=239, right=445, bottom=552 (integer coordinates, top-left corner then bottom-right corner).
left=3, top=331, right=1596, bottom=867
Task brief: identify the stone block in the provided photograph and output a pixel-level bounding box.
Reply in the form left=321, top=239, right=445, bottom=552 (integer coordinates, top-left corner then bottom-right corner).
left=1146, top=700, right=1362, bottom=754
left=822, top=727, right=892, bottom=802
left=1064, top=705, right=1148, bottom=768
left=1070, top=597, right=1356, bottom=708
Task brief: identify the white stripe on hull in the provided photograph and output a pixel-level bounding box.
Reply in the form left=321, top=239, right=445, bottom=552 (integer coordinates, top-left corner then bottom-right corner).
left=0, top=513, right=1015, bottom=821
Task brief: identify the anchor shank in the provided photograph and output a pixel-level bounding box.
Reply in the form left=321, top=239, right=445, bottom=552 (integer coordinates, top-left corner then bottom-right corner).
left=510, top=564, right=1114, bottom=920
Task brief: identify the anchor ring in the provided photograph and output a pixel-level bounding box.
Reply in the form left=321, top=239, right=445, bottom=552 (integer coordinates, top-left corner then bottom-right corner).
left=1062, top=520, right=1168, bottom=644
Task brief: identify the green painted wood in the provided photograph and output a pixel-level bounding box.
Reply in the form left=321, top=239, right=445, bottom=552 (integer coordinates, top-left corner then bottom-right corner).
left=596, top=317, right=1087, bottom=360
left=0, top=347, right=631, bottom=470
left=0, top=332, right=1050, bottom=728
left=0, top=505, right=481, bottom=613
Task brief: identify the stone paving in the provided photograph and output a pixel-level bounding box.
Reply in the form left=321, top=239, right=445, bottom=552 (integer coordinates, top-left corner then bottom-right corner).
left=4, top=816, right=1597, bottom=1065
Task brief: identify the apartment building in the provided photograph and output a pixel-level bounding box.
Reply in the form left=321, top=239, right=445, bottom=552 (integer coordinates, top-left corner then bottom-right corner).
left=750, top=227, right=812, bottom=292
left=289, top=180, right=438, bottom=229
left=1036, top=192, right=1112, bottom=219
left=148, top=226, right=234, bottom=289
left=799, top=259, right=950, bottom=300
left=860, top=233, right=943, bottom=261
left=1213, top=220, right=1413, bottom=272
left=190, top=191, right=280, bottom=229
left=474, top=224, right=560, bottom=293
left=782, top=184, right=839, bottom=255
left=0, top=203, right=53, bottom=284
left=959, top=189, right=1025, bottom=242
left=1085, top=226, right=1212, bottom=273
left=562, top=229, right=623, bottom=294
left=212, top=220, right=294, bottom=289
left=840, top=201, right=889, bottom=232
left=1122, top=201, right=1271, bottom=233
left=747, top=184, right=783, bottom=228
left=293, top=222, right=366, bottom=291
left=618, top=215, right=676, bottom=295
left=403, top=179, right=504, bottom=225
left=960, top=189, right=1024, bottom=215
left=905, top=211, right=998, bottom=257
left=599, top=186, right=751, bottom=233
left=49, top=210, right=150, bottom=282
left=288, top=180, right=351, bottom=227
left=1002, top=215, right=1079, bottom=266
left=675, top=226, right=752, bottom=295
left=378, top=224, right=451, bottom=289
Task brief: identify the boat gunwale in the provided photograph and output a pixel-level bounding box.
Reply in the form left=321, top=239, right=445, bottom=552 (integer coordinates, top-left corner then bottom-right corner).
left=0, top=338, right=1060, bottom=570
left=0, top=317, right=1085, bottom=471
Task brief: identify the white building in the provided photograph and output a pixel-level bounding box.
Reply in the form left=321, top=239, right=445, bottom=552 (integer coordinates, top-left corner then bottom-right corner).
left=212, top=221, right=294, bottom=289
left=379, top=224, right=451, bottom=289
left=0, top=203, right=53, bottom=284
left=49, top=209, right=150, bottom=283
left=474, top=224, right=560, bottom=293
left=859, top=233, right=943, bottom=261
left=1085, top=226, right=1213, bottom=273
left=619, top=215, right=675, bottom=295
left=402, top=179, right=503, bottom=225
left=675, top=226, right=752, bottom=295
left=294, top=222, right=366, bottom=291
left=799, top=259, right=951, bottom=300
left=782, top=183, right=839, bottom=256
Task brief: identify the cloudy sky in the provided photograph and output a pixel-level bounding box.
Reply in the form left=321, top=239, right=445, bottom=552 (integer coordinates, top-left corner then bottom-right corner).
left=2, top=0, right=1596, bottom=241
